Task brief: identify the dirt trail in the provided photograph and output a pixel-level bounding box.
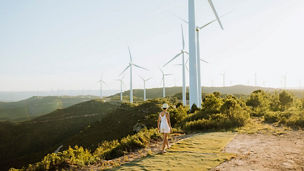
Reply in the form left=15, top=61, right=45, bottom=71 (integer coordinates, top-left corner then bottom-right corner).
left=214, top=131, right=304, bottom=171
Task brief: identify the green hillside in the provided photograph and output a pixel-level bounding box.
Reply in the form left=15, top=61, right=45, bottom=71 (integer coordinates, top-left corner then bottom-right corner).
left=0, top=100, right=118, bottom=171
left=0, top=96, right=98, bottom=122
left=111, top=85, right=304, bottom=101
left=62, top=99, right=167, bottom=150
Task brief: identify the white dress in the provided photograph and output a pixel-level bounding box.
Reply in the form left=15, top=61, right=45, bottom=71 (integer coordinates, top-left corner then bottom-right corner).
left=159, top=112, right=170, bottom=133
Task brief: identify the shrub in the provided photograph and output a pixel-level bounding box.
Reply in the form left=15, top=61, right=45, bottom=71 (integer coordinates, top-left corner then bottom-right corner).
left=279, top=91, right=294, bottom=110
left=246, top=90, right=270, bottom=116
left=182, top=96, right=249, bottom=132
left=11, top=129, right=162, bottom=171
left=189, top=104, right=199, bottom=113
left=202, top=93, right=223, bottom=113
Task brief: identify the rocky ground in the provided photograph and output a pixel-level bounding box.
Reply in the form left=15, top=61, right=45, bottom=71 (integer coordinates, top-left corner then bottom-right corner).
left=214, top=131, right=304, bottom=171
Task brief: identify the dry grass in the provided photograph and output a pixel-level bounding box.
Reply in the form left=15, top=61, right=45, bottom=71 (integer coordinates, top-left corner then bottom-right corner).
left=235, top=117, right=290, bottom=135
left=110, top=132, right=236, bottom=171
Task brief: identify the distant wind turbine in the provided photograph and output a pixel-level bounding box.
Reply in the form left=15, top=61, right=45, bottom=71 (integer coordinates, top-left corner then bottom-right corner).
left=119, top=47, right=148, bottom=103
left=116, top=76, right=125, bottom=102
left=160, top=69, right=172, bottom=98
left=163, top=25, right=188, bottom=106
left=98, top=77, right=106, bottom=98
left=221, top=73, right=226, bottom=87
left=139, top=76, right=151, bottom=101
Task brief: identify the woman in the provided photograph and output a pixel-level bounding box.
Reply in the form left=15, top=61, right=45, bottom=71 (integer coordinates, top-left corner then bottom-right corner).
left=157, top=103, right=172, bottom=153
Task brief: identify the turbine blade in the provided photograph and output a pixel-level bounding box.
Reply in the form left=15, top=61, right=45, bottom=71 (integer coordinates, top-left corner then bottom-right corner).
left=181, top=24, right=185, bottom=49
left=200, top=58, right=209, bottom=63
left=119, top=65, right=130, bottom=76
left=174, top=14, right=189, bottom=24
left=208, top=0, right=224, bottom=30
left=163, top=52, right=182, bottom=67
left=133, top=64, right=149, bottom=71
left=198, top=19, right=217, bottom=30
left=184, top=51, right=189, bottom=55
left=146, top=77, right=152, bottom=81
left=199, top=11, right=231, bottom=30
left=159, top=68, right=164, bottom=74
left=128, top=46, right=132, bottom=62
left=186, top=64, right=189, bottom=71
left=138, top=75, right=144, bottom=80
left=185, top=57, right=189, bottom=64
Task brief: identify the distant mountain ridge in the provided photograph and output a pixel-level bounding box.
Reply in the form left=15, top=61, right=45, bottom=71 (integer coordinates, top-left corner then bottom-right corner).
left=0, top=95, right=99, bottom=122
left=0, top=89, right=119, bottom=102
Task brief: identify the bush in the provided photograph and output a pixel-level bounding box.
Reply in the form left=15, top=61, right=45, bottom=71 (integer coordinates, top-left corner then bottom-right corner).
left=264, top=110, right=304, bottom=128
left=11, top=128, right=162, bottom=171
left=189, top=104, right=199, bottom=113
left=182, top=96, right=249, bottom=132
left=246, top=90, right=270, bottom=116
left=202, top=93, right=223, bottom=113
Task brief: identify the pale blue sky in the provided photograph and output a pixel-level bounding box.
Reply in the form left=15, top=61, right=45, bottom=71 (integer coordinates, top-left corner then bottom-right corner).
left=1, top=0, right=304, bottom=91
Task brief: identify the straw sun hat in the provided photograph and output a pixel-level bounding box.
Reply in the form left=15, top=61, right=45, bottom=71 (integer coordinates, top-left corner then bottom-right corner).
left=162, top=103, right=169, bottom=109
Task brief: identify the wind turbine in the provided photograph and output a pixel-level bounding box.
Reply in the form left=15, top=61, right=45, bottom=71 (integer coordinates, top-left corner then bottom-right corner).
left=163, top=25, right=188, bottom=106
left=119, top=47, right=148, bottom=103
left=188, top=0, right=224, bottom=108
left=116, top=76, right=125, bottom=102
left=139, top=76, right=151, bottom=101
left=221, top=73, right=226, bottom=87
left=160, top=69, right=171, bottom=98
left=97, top=77, right=106, bottom=98
left=178, top=12, right=228, bottom=108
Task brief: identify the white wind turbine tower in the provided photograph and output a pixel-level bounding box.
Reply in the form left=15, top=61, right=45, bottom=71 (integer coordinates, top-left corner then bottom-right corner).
left=119, top=47, right=148, bottom=103
left=163, top=25, right=188, bottom=106
left=98, top=77, right=106, bottom=99
left=188, top=0, right=224, bottom=108
left=116, top=76, right=125, bottom=102
left=160, top=69, right=172, bottom=98
left=178, top=13, right=228, bottom=107
left=139, top=76, right=151, bottom=101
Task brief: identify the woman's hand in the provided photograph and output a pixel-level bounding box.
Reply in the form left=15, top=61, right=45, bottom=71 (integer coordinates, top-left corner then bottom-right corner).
left=170, top=126, right=173, bottom=133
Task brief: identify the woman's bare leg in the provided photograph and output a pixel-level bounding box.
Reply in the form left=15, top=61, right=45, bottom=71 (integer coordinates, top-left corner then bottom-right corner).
left=162, top=133, right=166, bottom=152
left=165, top=133, right=169, bottom=148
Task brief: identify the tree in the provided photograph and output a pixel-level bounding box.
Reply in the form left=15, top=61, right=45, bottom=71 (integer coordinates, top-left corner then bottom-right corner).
left=279, top=91, right=294, bottom=110
left=246, top=90, right=270, bottom=116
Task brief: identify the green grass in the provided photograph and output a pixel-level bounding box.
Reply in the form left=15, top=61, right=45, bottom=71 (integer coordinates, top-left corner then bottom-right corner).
left=112, top=132, right=236, bottom=171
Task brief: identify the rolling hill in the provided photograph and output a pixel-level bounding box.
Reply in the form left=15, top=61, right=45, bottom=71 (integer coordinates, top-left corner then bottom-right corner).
left=110, top=85, right=304, bottom=101
left=0, top=99, right=119, bottom=170
left=0, top=95, right=99, bottom=122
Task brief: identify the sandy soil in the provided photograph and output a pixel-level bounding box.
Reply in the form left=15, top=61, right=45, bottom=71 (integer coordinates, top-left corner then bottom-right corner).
left=214, top=131, right=304, bottom=171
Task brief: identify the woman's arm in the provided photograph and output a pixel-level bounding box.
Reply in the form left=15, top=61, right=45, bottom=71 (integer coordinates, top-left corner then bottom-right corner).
left=166, top=112, right=172, bottom=129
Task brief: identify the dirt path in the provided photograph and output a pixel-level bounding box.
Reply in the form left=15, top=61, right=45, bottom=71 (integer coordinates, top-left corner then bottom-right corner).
left=214, top=131, right=304, bottom=171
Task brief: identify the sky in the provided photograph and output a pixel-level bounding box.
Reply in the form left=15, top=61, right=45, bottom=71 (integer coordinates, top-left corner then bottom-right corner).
left=1, top=0, right=304, bottom=91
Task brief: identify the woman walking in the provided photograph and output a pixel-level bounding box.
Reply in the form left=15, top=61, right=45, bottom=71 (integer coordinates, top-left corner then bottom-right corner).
left=157, top=103, right=172, bottom=153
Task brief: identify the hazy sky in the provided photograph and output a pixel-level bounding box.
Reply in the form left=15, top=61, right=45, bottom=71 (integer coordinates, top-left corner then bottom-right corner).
left=1, top=0, right=304, bottom=91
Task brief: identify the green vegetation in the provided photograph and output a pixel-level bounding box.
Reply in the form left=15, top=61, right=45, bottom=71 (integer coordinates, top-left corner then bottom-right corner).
left=10, top=129, right=162, bottom=171
left=182, top=94, right=250, bottom=132
left=0, top=96, right=98, bottom=122
left=5, top=88, right=304, bottom=171
left=0, top=100, right=118, bottom=171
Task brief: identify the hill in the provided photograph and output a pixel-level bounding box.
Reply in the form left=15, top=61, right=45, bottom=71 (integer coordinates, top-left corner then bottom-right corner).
left=110, top=85, right=304, bottom=101
left=0, top=95, right=99, bottom=122
left=0, top=100, right=119, bottom=171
